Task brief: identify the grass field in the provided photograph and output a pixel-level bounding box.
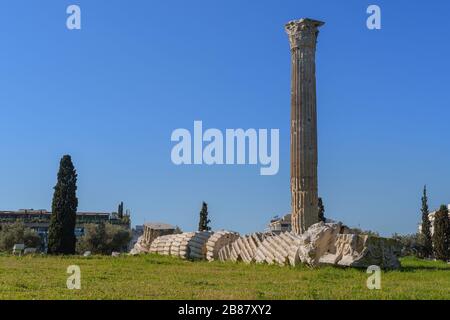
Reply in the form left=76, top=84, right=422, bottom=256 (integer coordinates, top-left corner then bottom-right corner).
left=0, top=254, right=449, bottom=300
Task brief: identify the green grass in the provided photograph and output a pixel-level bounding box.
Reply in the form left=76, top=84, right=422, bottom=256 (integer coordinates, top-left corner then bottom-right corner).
left=0, top=254, right=449, bottom=299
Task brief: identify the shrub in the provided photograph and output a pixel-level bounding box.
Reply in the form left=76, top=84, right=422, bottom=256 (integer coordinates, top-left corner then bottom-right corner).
left=392, top=233, right=424, bottom=257
left=433, top=205, right=450, bottom=261
left=174, top=226, right=183, bottom=234
left=347, top=227, right=379, bottom=237
left=0, top=222, right=41, bottom=252
left=76, top=223, right=131, bottom=255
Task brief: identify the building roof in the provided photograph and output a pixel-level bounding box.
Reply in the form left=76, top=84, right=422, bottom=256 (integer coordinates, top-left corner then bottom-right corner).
left=0, top=210, right=111, bottom=217
left=0, top=209, right=49, bottom=215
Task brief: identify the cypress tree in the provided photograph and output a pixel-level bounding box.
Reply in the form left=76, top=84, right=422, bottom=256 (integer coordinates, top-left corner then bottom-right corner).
left=318, top=197, right=325, bottom=223
left=420, top=185, right=433, bottom=257
left=47, top=155, right=78, bottom=254
left=198, top=202, right=211, bottom=231
left=118, top=202, right=124, bottom=219
left=432, top=205, right=450, bottom=261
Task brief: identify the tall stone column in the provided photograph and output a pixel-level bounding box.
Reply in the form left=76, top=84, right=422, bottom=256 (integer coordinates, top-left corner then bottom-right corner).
left=285, top=18, right=324, bottom=234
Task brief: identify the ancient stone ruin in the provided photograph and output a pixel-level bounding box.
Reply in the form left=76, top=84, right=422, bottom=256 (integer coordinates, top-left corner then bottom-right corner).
left=286, top=18, right=324, bottom=234
left=206, top=230, right=240, bottom=261
left=131, top=222, right=401, bottom=269
left=149, top=231, right=213, bottom=259
left=217, top=232, right=275, bottom=264
left=130, top=222, right=175, bottom=255
left=130, top=18, right=402, bottom=269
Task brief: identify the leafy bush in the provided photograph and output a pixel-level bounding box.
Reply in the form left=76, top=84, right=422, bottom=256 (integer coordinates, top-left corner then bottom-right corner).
left=433, top=205, right=450, bottom=261
left=347, top=227, right=379, bottom=237
left=174, top=226, right=183, bottom=234
left=0, top=222, right=41, bottom=252
left=392, top=233, right=425, bottom=257
left=76, top=223, right=131, bottom=255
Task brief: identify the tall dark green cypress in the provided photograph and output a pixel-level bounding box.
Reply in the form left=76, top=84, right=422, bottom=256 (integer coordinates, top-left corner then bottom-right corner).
left=432, top=205, right=450, bottom=261
left=420, top=185, right=433, bottom=257
left=118, top=201, right=124, bottom=219
left=318, top=197, right=325, bottom=223
left=47, top=155, right=78, bottom=254
left=198, top=202, right=211, bottom=231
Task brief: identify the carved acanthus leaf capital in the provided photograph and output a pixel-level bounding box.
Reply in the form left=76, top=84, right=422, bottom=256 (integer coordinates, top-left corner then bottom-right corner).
left=285, top=18, right=324, bottom=50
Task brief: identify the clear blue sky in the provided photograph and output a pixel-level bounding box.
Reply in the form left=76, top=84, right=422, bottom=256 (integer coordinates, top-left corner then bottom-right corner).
left=0, top=0, right=449, bottom=236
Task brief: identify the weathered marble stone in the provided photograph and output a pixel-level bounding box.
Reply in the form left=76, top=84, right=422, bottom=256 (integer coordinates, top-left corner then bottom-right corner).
left=129, top=248, right=140, bottom=255
left=150, top=234, right=174, bottom=255
left=132, top=231, right=214, bottom=260
left=296, top=222, right=345, bottom=266
left=330, top=234, right=401, bottom=269
left=215, top=223, right=401, bottom=269
left=206, top=230, right=240, bottom=261
left=129, top=235, right=151, bottom=255
left=255, top=231, right=302, bottom=266
left=130, top=225, right=401, bottom=270
left=286, top=18, right=324, bottom=234
left=83, top=251, right=92, bottom=257
left=218, top=233, right=273, bottom=263
left=184, top=231, right=214, bottom=260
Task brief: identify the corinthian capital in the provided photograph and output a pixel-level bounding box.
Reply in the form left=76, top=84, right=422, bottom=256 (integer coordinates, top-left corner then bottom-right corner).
left=285, top=18, right=324, bottom=50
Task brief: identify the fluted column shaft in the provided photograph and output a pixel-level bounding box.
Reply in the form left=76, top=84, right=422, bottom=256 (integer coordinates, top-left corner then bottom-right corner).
left=286, top=18, right=324, bottom=234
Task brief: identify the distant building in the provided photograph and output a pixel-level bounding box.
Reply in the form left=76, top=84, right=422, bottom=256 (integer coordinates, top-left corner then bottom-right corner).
left=267, top=214, right=292, bottom=234
left=418, top=204, right=450, bottom=235
left=0, top=209, right=130, bottom=252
